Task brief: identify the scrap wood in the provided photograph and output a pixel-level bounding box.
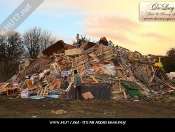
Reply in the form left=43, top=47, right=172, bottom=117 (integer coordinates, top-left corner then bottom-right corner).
left=72, top=58, right=88, bottom=68
left=63, top=82, right=73, bottom=93
left=112, top=84, right=127, bottom=99
left=122, top=88, right=127, bottom=99
left=103, top=58, right=112, bottom=63
left=149, top=66, right=155, bottom=83
left=109, top=60, right=115, bottom=66
left=94, top=72, right=110, bottom=81
left=6, top=38, right=174, bottom=100
left=89, top=75, right=99, bottom=83
left=90, top=75, right=103, bottom=82
left=114, top=66, right=123, bottom=70
left=89, top=52, right=100, bottom=63
left=0, top=82, right=9, bottom=89
left=82, top=91, right=94, bottom=99
left=74, top=54, right=88, bottom=62
left=82, top=44, right=98, bottom=55
left=65, top=48, right=82, bottom=56
left=128, top=68, right=134, bottom=76
left=53, top=79, right=61, bottom=89
left=119, top=58, right=131, bottom=68
left=167, top=89, right=174, bottom=94
left=102, top=53, right=113, bottom=60
left=166, top=84, right=175, bottom=90
left=37, top=84, right=49, bottom=96
left=116, top=70, right=124, bottom=78
left=51, top=109, right=67, bottom=114
left=1, top=87, right=8, bottom=92
left=79, top=69, right=86, bottom=77
left=154, top=76, right=175, bottom=90
left=45, top=74, right=56, bottom=85
left=111, top=85, right=122, bottom=93
left=82, top=78, right=94, bottom=82
left=78, top=65, right=86, bottom=74
left=99, top=67, right=111, bottom=76
left=140, top=74, right=152, bottom=92
left=49, top=80, right=58, bottom=90
left=50, top=62, right=59, bottom=70
left=91, top=61, right=99, bottom=66
left=139, top=90, right=150, bottom=95
left=91, top=65, right=100, bottom=72
left=25, top=80, right=38, bottom=90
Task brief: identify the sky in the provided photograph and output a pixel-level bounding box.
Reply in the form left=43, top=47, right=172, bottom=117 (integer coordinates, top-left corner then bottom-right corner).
left=0, top=0, right=175, bottom=56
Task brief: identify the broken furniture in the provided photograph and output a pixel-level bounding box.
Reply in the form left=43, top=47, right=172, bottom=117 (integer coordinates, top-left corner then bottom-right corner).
left=7, top=87, right=18, bottom=96
left=25, top=79, right=39, bottom=95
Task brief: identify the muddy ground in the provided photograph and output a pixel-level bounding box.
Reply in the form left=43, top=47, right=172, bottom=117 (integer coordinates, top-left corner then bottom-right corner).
left=0, top=93, right=175, bottom=129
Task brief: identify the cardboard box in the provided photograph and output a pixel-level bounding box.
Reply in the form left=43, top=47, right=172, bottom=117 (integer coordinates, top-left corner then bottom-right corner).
left=21, top=88, right=29, bottom=98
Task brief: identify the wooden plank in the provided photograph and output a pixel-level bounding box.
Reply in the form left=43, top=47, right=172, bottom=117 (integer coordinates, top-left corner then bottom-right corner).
left=89, top=52, right=100, bottom=63
left=122, top=89, right=127, bottom=99
left=0, top=82, right=9, bottom=89
left=114, top=66, right=123, bottom=70
left=99, top=67, right=111, bottom=76
left=89, top=75, right=99, bottom=83
left=65, top=48, right=82, bottom=56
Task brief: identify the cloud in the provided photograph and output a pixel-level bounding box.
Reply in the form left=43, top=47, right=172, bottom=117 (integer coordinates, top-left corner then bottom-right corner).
left=39, top=0, right=131, bottom=16
left=85, top=30, right=137, bottom=45
left=83, top=15, right=141, bottom=31
left=139, top=32, right=174, bottom=42
left=140, top=32, right=167, bottom=38
left=2, top=0, right=174, bottom=55
left=25, top=0, right=143, bottom=46
left=80, top=15, right=142, bottom=45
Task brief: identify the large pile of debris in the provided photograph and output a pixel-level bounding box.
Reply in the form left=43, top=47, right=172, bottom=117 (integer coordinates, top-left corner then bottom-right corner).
left=0, top=37, right=175, bottom=100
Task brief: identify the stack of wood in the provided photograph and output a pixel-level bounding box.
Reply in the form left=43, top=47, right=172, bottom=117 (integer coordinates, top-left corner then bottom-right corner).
left=0, top=39, right=175, bottom=100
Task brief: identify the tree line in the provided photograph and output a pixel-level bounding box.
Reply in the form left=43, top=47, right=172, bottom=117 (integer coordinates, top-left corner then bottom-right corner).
left=0, top=26, right=56, bottom=82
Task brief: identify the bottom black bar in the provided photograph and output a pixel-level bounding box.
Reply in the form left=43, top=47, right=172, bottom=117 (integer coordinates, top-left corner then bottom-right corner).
left=0, top=118, right=174, bottom=129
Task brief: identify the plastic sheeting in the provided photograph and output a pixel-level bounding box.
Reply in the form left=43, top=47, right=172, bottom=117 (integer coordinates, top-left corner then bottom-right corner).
left=120, top=80, right=147, bottom=99
left=103, top=64, right=116, bottom=77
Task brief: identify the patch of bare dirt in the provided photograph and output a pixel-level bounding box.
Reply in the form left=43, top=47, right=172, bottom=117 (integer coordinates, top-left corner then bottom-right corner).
left=1, top=94, right=175, bottom=118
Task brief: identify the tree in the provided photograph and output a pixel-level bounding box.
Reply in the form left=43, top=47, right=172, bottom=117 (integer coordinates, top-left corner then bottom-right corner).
left=161, top=56, right=173, bottom=73
left=0, top=30, right=24, bottom=82
left=166, top=48, right=175, bottom=56
left=161, top=48, right=175, bottom=73
left=166, top=48, right=175, bottom=72
left=22, top=26, right=56, bottom=59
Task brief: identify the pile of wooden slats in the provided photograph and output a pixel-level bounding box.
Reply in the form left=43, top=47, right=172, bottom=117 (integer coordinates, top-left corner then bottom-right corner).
left=1, top=39, right=175, bottom=100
